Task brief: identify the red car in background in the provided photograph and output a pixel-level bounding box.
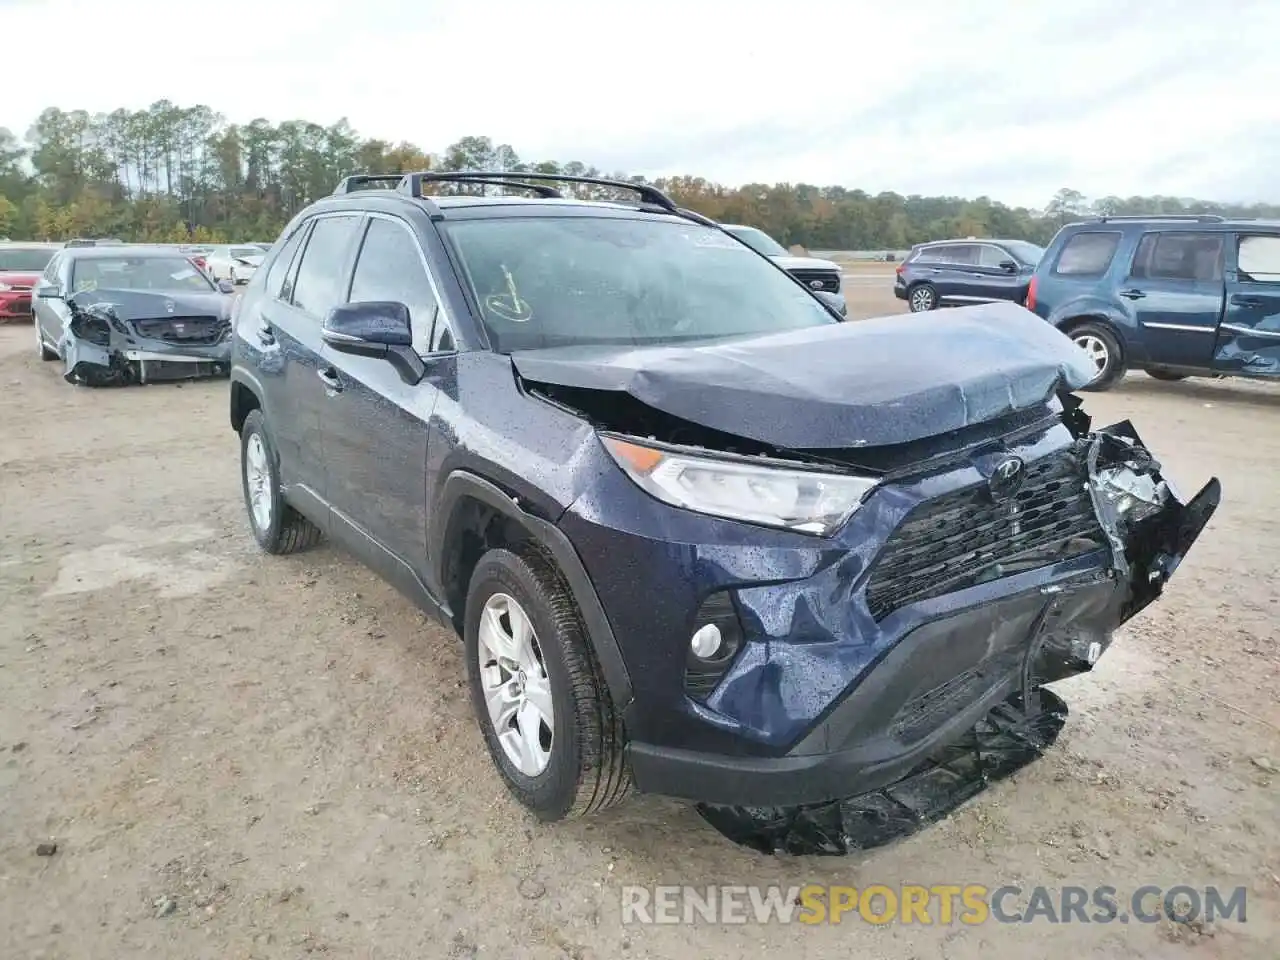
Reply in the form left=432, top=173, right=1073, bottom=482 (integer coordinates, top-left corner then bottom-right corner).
left=0, top=243, right=59, bottom=321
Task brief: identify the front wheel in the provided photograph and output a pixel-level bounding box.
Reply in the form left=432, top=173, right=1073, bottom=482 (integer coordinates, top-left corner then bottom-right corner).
left=908, top=283, right=938, bottom=312
left=1068, top=321, right=1126, bottom=392
left=239, top=409, right=322, bottom=554
left=464, top=547, right=631, bottom=821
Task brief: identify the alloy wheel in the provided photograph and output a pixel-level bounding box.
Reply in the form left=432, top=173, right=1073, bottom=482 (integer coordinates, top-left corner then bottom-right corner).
left=1074, top=333, right=1109, bottom=378
left=244, top=432, right=273, bottom=532
left=477, top=592, right=554, bottom=777
left=910, top=287, right=935, bottom=312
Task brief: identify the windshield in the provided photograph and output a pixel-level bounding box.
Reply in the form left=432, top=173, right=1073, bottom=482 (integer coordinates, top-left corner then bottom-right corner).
left=71, top=256, right=215, bottom=293
left=444, top=217, right=836, bottom=352
left=724, top=225, right=789, bottom=257
left=0, top=247, right=55, bottom=272
left=1003, top=240, right=1046, bottom=264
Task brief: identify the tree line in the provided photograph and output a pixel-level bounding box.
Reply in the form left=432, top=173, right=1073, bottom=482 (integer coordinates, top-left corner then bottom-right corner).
left=1, top=101, right=1277, bottom=248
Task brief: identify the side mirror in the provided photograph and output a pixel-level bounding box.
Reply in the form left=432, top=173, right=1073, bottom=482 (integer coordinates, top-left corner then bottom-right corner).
left=322, top=301, right=424, bottom=384
left=999, top=259, right=1018, bottom=273
left=217, top=278, right=235, bottom=294
left=35, top=281, right=62, bottom=299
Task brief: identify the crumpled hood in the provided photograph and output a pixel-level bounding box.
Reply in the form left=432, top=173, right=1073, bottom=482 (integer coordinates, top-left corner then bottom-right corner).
left=511, top=301, right=1097, bottom=450
left=72, top=288, right=231, bottom=320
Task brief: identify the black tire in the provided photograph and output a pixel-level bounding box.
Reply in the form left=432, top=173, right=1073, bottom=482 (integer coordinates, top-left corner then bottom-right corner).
left=908, top=283, right=938, bottom=312
left=239, top=409, right=322, bottom=554
left=463, top=547, right=631, bottom=821
left=1146, top=369, right=1189, bottom=382
left=1066, top=320, right=1126, bottom=392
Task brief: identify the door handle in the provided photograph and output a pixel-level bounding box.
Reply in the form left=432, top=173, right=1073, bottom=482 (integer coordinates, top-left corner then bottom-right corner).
left=316, top=367, right=343, bottom=393
left=1119, top=288, right=1146, bottom=300
left=1230, top=295, right=1262, bottom=307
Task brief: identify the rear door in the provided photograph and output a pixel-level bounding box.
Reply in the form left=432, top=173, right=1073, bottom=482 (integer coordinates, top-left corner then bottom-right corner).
left=1123, top=231, right=1225, bottom=367
left=259, top=214, right=363, bottom=501
left=922, top=243, right=980, bottom=301
left=1217, top=233, right=1280, bottom=375
left=321, top=214, right=449, bottom=571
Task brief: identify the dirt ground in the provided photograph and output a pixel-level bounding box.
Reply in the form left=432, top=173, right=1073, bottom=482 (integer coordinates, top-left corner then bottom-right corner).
left=1, top=281, right=1278, bottom=959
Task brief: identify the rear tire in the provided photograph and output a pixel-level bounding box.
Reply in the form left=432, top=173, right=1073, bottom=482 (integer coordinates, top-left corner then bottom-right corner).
left=464, top=547, right=631, bottom=821
left=908, top=283, right=938, bottom=312
left=239, top=409, right=322, bottom=554
left=1145, top=369, right=1189, bottom=382
left=1067, top=321, right=1126, bottom=392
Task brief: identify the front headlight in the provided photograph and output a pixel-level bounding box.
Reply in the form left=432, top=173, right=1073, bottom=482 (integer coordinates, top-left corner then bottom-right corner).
left=602, top=436, right=878, bottom=536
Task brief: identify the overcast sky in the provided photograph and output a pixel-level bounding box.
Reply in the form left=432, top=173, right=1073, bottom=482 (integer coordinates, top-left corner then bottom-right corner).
left=4, top=0, right=1278, bottom=207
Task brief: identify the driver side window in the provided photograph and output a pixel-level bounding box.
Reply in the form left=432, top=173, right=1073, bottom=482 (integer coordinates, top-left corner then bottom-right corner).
left=348, top=218, right=448, bottom=354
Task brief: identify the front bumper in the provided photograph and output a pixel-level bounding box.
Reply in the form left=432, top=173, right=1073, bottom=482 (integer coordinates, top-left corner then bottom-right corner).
left=61, top=322, right=231, bottom=386
left=561, top=415, right=1218, bottom=807
left=0, top=291, right=32, bottom=320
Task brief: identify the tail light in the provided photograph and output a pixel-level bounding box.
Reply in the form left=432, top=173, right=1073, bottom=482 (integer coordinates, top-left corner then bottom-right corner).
left=1025, top=276, right=1038, bottom=311
left=895, top=263, right=905, bottom=276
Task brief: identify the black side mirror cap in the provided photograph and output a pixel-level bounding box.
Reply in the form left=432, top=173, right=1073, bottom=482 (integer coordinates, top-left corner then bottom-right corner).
left=322, top=301, right=424, bottom=384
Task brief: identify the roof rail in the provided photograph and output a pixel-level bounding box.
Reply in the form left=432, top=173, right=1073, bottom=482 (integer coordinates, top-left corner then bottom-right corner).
left=333, top=172, right=564, bottom=199
left=396, top=170, right=681, bottom=213
left=1093, top=214, right=1226, bottom=223
left=332, top=174, right=405, bottom=195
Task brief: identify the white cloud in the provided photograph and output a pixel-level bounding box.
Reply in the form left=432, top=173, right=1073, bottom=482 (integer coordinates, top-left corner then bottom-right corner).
left=3, top=0, right=1278, bottom=206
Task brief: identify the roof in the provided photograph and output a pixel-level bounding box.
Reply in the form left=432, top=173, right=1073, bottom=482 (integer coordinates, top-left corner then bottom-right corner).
left=1064, top=216, right=1280, bottom=232
left=315, top=188, right=693, bottom=223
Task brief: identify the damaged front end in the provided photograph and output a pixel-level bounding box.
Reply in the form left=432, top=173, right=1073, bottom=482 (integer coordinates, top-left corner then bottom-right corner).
left=60, top=293, right=231, bottom=387
left=691, top=405, right=1219, bottom=854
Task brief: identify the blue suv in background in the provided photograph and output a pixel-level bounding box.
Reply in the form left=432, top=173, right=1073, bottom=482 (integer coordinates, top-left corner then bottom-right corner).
left=1027, top=215, right=1280, bottom=390
left=894, top=238, right=1045, bottom=312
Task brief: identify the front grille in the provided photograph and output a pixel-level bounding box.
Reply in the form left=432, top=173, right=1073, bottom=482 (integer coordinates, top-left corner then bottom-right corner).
left=9, top=284, right=33, bottom=292
left=864, top=447, right=1106, bottom=620
left=788, top=268, right=841, bottom=293
left=4, top=299, right=31, bottom=315
left=133, top=316, right=227, bottom=345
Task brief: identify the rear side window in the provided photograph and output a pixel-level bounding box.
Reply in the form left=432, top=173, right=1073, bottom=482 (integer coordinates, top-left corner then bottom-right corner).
left=263, top=226, right=306, bottom=299
left=1053, top=232, right=1120, bottom=277
left=1237, top=235, right=1280, bottom=284
left=1130, top=232, right=1223, bottom=282
left=921, top=244, right=976, bottom=265
left=291, top=215, right=361, bottom=317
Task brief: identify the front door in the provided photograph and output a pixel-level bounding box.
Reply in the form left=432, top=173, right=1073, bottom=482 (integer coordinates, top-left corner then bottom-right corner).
left=1123, top=231, right=1225, bottom=368
left=320, top=215, right=445, bottom=573
left=1215, top=233, right=1280, bottom=376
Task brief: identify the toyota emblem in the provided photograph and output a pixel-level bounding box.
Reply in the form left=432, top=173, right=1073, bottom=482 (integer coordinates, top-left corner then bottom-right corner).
left=987, top=456, right=1025, bottom=502
left=809, top=279, right=825, bottom=290
left=164, top=300, right=176, bottom=314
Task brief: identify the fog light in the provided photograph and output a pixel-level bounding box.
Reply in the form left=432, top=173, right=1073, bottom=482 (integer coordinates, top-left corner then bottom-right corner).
left=690, top=623, right=723, bottom=660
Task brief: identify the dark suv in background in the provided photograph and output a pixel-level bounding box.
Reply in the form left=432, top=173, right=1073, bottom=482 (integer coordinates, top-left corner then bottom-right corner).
left=894, top=238, right=1045, bottom=312
left=1026, top=215, right=1280, bottom=390
left=228, top=171, right=1216, bottom=827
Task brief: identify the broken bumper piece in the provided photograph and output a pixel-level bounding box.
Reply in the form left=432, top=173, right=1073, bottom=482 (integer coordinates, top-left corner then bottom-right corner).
left=698, top=687, right=1068, bottom=855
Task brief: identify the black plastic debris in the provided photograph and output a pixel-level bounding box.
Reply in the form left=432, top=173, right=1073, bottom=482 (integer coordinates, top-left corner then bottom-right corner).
left=696, top=688, right=1068, bottom=855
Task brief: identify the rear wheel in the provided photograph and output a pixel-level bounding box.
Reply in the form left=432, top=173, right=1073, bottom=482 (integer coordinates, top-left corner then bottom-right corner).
left=464, top=547, right=631, bottom=821
left=239, top=409, right=322, bottom=554
left=1068, top=321, right=1126, bottom=392
left=908, top=283, right=938, bottom=312
left=1146, top=368, right=1189, bottom=382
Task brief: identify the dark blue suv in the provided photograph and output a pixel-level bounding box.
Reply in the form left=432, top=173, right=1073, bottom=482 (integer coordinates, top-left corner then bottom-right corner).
left=1027, top=215, right=1280, bottom=390
left=228, top=172, right=1217, bottom=825
left=893, top=238, right=1045, bottom=312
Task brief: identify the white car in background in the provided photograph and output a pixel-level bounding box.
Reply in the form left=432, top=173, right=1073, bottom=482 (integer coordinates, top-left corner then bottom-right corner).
left=205, top=245, right=265, bottom=285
